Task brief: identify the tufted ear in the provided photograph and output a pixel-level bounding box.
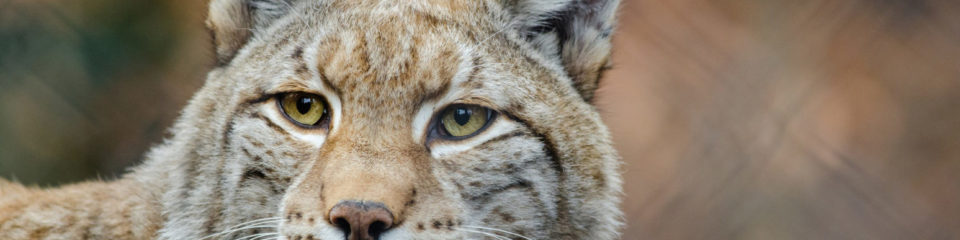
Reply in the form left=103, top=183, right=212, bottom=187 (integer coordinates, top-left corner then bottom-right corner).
left=507, top=0, right=620, bottom=102
left=206, top=0, right=294, bottom=65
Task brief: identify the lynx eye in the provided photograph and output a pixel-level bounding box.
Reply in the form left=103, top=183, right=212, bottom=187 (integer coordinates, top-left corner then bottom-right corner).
left=437, top=104, right=494, bottom=139
left=278, top=93, right=327, bottom=127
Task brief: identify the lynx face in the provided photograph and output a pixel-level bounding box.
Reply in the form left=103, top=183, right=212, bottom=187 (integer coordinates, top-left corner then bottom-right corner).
left=156, top=0, right=622, bottom=239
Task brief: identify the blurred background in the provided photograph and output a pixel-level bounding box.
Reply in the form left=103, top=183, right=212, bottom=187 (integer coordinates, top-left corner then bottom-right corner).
left=1, top=0, right=958, bottom=239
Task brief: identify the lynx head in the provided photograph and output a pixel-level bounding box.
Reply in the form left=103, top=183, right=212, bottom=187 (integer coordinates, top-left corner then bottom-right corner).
left=155, top=0, right=621, bottom=239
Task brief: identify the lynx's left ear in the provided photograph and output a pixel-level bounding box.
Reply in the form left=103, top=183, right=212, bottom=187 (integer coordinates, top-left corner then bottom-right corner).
left=508, top=0, right=620, bottom=102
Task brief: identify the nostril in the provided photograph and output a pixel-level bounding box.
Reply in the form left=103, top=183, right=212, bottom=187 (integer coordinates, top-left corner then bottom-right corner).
left=333, top=217, right=351, bottom=236
left=368, top=220, right=387, bottom=238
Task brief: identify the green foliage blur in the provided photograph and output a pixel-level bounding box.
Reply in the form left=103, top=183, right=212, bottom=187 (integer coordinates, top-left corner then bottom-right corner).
left=0, top=0, right=208, bottom=186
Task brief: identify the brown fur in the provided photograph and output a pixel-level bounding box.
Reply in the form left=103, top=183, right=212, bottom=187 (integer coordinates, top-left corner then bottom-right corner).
left=0, top=178, right=162, bottom=239
left=1, top=0, right=622, bottom=239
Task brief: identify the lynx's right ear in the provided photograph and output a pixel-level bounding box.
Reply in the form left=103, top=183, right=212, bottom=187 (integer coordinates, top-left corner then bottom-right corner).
left=505, top=0, right=620, bottom=103
left=207, top=0, right=294, bottom=65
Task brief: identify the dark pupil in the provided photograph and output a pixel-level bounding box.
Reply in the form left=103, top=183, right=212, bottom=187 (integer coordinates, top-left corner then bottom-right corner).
left=453, top=108, right=472, bottom=125
left=296, top=97, right=313, bottom=114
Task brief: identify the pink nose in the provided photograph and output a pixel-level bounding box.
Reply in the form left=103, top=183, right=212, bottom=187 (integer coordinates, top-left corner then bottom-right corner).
left=328, top=200, right=394, bottom=240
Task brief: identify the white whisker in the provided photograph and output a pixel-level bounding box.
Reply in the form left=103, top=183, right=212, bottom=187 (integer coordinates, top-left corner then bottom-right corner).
left=456, top=227, right=510, bottom=240
left=198, top=217, right=281, bottom=240
left=480, top=22, right=512, bottom=46
left=228, top=217, right=284, bottom=230
left=460, top=225, right=533, bottom=240
left=252, top=233, right=280, bottom=240
left=225, top=223, right=278, bottom=232
left=237, top=232, right=280, bottom=240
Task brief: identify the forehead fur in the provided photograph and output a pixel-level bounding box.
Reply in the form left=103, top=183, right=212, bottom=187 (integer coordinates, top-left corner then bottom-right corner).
left=229, top=0, right=562, bottom=123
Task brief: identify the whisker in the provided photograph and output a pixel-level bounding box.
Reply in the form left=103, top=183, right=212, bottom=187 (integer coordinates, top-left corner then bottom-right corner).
left=214, top=216, right=283, bottom=234
left=224, top=223, right=279, bottom=233
left=456, top=227, right=510, bottom=240
left=232, top=217, right=284, bottom=228
left=237, top=232, right=280, bottom=240
left=480, top=17, right=524, bottom=46
left=252, top=233, right=281, bottom=240
left=199, top=220, right=281, bottom=240
left=460, top=225, right=533, bottom=240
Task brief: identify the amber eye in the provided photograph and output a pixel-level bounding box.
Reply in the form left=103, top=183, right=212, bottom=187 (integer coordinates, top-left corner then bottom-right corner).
left=278, top=93, right=327, bottom=127
left=437, top=104, right=494, bottom=139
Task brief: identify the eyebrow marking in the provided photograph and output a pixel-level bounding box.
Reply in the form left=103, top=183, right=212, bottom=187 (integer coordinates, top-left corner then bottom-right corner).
left=461, top=55, right=483, bottom=87
left=295, top=63, right=309, bottom=76
left=417, top=47, right=479, bottom=110
left=270, top=81, right=317, bottom=94
left=416, top=80, right=451, bottom=110
left=317, top=66, right=342, bottom=97
left=304, top=31, right=342, bottom=98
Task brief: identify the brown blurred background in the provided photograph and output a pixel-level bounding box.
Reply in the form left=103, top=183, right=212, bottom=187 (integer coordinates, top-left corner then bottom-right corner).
left=1, top=0, right=958, bottom=239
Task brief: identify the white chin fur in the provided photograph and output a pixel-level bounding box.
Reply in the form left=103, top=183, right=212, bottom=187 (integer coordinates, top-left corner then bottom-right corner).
left=278, top=224, right=344, bottom=240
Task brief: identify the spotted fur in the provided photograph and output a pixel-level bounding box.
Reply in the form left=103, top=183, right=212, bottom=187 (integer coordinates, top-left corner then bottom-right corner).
left=0, top=0, right=622, bottom=239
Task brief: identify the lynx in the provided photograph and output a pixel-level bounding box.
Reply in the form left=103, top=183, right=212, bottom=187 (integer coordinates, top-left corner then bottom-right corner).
left=0, top=0, right=622, bottom=239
